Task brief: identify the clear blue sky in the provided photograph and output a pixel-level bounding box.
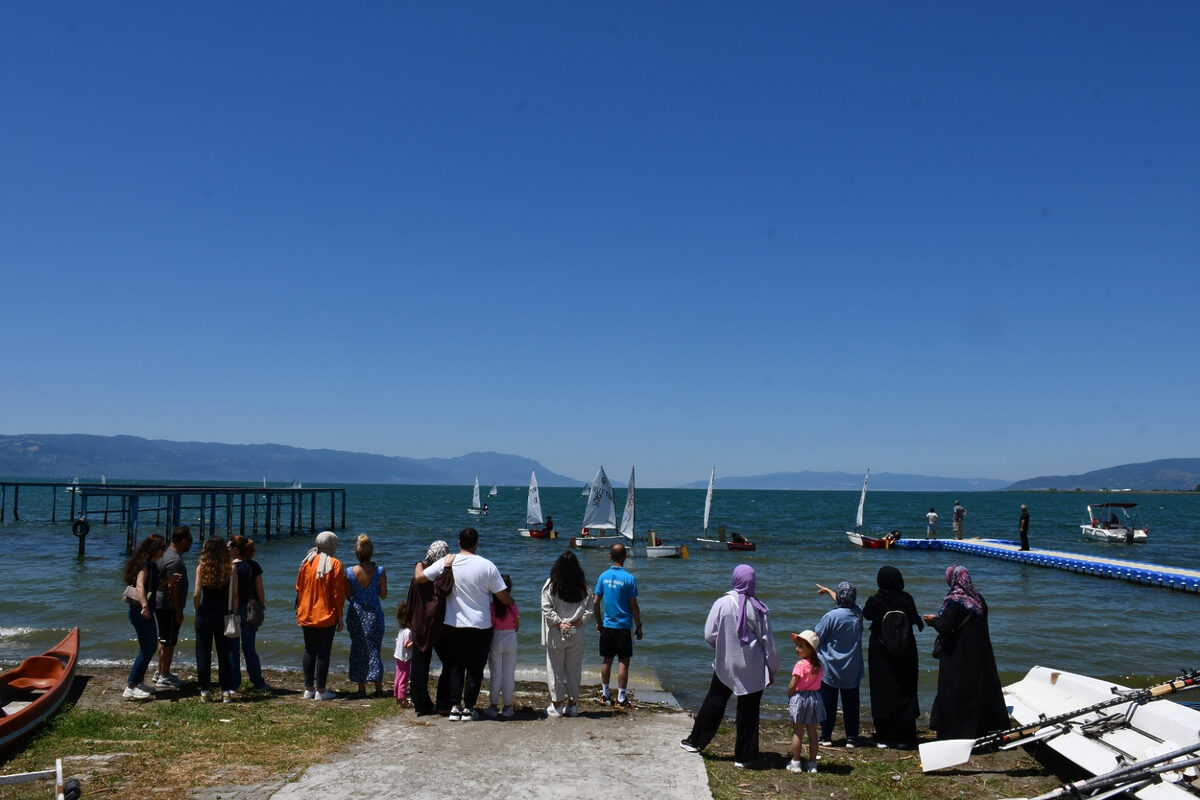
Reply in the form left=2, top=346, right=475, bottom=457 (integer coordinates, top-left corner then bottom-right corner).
left=3, top=4, right=1198, bottom=487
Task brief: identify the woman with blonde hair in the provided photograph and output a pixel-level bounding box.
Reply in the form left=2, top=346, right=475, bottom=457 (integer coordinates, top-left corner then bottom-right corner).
left=346, top=533, right=388, bottom=695
left=194, top=535, right=237, bottom=702
left=296, top=530, right=345, bottom=700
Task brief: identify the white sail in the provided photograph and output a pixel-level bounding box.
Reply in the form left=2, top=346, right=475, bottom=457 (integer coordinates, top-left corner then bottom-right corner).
left=619, top=467, right=636, bottom=541
left=472, top=477, right=482, bottom=509
left=100, top=474, right=106, bottom=485
left=855, top=468, right=870, bottom=530
left=581, top=466, right=617, bottom=530
left=489, top=483, right=498, bottom=497
left=525, top=471, right=544, bottom=527
left=702, top=467, right=715, bottom=534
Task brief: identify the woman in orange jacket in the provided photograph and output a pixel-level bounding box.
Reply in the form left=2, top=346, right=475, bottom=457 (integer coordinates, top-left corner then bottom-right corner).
left=296, top=530, right=346, bottom=700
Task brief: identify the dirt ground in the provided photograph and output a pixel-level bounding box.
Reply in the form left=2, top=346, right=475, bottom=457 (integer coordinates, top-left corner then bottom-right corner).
left=46, top=667, right=1073, bottom=800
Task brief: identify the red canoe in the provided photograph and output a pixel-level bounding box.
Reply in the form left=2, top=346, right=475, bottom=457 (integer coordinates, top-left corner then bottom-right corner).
left=0, top=628, right=80, bottom=755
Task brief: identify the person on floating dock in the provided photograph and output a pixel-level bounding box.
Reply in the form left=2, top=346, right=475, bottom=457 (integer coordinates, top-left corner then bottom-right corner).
left=1019, top=505, right=1030, bottom=551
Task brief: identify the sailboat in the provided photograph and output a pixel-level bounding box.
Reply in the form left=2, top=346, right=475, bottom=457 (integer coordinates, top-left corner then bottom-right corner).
left=518, top=471, right=555, bottom=539
left=64, top=476, right=80, bottom=494
left=845, top=468, right=899, bottom=548
left=629, top=467, right=688, bottom=559
left=467, top=477, right=487, bottom=515
left=569, top=466, right=622, bottom=549
left=694, top=468, right=755, bottom=551
left=488, top=482, right=499, bottom=497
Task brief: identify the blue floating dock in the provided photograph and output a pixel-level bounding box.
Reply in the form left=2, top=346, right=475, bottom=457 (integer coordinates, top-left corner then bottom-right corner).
left=891, top=537, right=1200, bottom=593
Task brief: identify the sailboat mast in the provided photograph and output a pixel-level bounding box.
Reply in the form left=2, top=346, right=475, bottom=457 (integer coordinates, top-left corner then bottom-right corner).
left=702, top=467, right=714, bottom=535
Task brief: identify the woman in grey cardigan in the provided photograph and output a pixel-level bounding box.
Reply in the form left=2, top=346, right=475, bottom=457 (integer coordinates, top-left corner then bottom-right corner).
left=680, top=564, right=780, bottom=767
left=541, top=551, right=592, bottom=718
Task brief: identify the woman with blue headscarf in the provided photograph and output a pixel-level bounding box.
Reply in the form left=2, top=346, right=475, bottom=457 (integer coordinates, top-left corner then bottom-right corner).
left=922, top=565, right=1008, bottom=739
left=814, top=580, right=865, bottom=747
left=680, top=564, right=780, bottom=768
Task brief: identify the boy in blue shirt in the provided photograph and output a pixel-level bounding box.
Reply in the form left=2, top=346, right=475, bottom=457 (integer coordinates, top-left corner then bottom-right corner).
left=593, top=543, right=642, bottom=707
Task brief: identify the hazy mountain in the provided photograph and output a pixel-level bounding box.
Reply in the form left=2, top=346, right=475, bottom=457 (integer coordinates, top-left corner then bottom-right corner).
left=0, top=434, right=578, bottom=487
left=683, top=470, right=1010, bottom=492
left=1004, top=458, right=1200, bottom=492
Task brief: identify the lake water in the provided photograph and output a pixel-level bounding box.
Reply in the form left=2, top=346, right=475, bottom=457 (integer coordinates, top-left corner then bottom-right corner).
left=2, top=481, right=1197, bottom=715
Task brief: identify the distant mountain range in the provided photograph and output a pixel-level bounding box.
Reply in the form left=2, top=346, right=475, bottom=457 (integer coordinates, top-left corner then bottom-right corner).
left=1005, top=458, right=1200, bottom=492
left=0, top=434, right=578, bottom=487
left=2, top=434, right=1195, bottom=492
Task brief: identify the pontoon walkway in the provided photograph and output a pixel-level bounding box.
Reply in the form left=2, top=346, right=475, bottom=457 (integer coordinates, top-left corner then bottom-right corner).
left=891, top=536, right=1200, bottom=593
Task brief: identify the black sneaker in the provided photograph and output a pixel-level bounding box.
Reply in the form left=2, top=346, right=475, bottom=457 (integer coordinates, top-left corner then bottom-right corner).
left=602, top=695, right=614, bottom=707
left=680, top=739, right=699, bottom=753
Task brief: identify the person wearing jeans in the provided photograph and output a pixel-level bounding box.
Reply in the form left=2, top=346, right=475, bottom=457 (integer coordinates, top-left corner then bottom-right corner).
left=414, top=527, right=512, bottom=720
left=814, top=581, right=865, bottom=746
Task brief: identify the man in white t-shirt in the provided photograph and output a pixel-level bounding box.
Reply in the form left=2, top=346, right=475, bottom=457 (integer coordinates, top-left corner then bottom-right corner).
left=925, top=507, right=939, bottom=540
left=416, top=527, right=512, bottom=720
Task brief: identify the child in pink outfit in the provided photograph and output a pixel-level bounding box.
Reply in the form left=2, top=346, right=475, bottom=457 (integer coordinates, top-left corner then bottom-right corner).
left=787, top=630, right=826, bottom=774
left=486, top=575, right=519, bottom=718
left=393, top=602, right=412, bottom=707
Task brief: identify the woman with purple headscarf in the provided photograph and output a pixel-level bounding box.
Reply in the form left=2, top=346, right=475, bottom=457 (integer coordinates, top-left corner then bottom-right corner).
left=922, top=565, right=1008, bottom=739
left=680, top=565, right=779, bottom=768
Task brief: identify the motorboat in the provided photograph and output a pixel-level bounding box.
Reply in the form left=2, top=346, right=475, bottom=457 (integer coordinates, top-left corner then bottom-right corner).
left=1082, top=502, right=1148, bottom=543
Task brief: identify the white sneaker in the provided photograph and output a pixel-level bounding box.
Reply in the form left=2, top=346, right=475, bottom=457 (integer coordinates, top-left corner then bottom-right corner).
left=222, top=691, right=235, bottom=703
left=461, top=708, right=478, bottom=721
left=123, top=685, right=151, bottom=700
left=785, top=760, right=803, bottom=773
left=136, top=683, right=156, bottom=694
left=155, top=673, right=184, bottom=688
left=315, top=689, right=337, bottom=701
left=200, top=690, right=213, bottom=702
left=545, top=704, right=563, bottom=718
left=807, top=764, right=818, bottom=774
left=448, top=706, right=462, bottom=720
left=302, top=689, right=316, bottom=700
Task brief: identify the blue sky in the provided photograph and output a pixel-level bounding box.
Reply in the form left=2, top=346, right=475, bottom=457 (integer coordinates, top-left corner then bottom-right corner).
left=3, top=4, right=1198, bottom=487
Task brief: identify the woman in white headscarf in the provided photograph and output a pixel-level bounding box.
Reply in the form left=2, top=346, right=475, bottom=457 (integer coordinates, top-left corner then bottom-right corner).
left=679, top=564, right=779, bottom=768
left=295, top=531, right=345, bottom=700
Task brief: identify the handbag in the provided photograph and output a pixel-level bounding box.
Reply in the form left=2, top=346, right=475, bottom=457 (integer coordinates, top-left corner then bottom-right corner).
left=223, top=580, right=241, bottom=638
left=246, top=597, right=266, bottom=629
left=122, top=585, right=140, bottom=605
left=931, top=610, right=972, bottom=659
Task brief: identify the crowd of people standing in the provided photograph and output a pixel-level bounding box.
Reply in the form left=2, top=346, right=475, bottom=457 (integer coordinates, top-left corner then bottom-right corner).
left=120, top=522, right=1012, bottom=774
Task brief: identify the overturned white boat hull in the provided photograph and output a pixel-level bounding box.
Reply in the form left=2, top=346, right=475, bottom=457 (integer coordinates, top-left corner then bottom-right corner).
left=1004, top=666, right=1200, bottom=799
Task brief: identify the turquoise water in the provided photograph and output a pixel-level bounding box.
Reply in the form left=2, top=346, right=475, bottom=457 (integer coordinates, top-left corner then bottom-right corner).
left=2, top=482, right=1197, bottom=715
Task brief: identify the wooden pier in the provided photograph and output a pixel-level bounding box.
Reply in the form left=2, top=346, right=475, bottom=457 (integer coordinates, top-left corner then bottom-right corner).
left=0, top=480, right=347, bottom=551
